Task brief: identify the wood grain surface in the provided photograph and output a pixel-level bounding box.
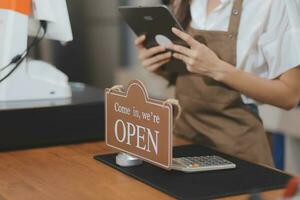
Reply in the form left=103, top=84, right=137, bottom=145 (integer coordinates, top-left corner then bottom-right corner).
left=0, top=137, right=284, bottom=200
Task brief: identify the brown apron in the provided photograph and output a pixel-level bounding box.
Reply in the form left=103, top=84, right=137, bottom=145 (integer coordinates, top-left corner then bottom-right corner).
left=173, top=0, right=274, bottom=166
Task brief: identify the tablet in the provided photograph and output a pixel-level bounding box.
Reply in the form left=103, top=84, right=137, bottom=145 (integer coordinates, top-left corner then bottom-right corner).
left=119, top=5, right=189, bottom=74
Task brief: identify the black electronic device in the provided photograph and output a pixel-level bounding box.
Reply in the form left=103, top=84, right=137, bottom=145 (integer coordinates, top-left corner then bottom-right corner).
left=119, top=5, right=189, bottom=74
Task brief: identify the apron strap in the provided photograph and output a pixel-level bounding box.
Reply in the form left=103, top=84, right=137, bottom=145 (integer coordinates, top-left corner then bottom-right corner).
left=228, top=0, right=243, bottom=38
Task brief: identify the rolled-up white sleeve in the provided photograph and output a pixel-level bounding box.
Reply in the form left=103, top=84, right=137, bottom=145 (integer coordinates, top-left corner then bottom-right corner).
left=258, top=0, right=300, bottom=80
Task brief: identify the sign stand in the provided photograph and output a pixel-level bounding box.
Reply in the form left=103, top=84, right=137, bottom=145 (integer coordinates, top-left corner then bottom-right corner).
left=116, top=152, right=143, bottom=167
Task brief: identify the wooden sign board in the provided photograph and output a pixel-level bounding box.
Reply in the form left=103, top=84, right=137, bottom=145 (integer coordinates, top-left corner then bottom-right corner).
left=105, top=80, right=173, bottom=169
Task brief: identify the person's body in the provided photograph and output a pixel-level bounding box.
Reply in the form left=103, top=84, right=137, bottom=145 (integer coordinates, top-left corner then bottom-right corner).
left=135, top=0, right=300, bottom=166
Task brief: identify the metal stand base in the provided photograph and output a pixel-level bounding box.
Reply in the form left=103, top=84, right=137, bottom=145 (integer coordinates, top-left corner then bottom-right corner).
left=116, top=152, right=143, bottom=167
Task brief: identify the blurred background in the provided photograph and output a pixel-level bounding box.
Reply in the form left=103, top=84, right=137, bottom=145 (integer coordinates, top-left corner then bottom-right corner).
left=33, top=0, right=173, bottom=100
left=31, top=0, right=300, bottom=175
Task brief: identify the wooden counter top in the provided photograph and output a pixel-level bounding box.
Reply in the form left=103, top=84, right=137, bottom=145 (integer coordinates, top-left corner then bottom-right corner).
left=0, top=137, right=285, bottom=200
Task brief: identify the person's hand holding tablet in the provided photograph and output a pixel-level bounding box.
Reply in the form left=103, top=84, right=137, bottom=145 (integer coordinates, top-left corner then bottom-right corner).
left=135, top=35, right=172, bottom=73
left=119, top=5, right=189, bottom=74
left=169, top=27, right=236, bottom=81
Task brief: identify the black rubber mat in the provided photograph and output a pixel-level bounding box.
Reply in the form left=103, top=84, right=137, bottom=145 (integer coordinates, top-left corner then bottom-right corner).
left=94, top=144, right=290, bottom=200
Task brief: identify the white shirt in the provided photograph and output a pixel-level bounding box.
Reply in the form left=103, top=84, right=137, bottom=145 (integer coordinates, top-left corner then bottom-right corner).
left=191, top=0, right=300, bottom=104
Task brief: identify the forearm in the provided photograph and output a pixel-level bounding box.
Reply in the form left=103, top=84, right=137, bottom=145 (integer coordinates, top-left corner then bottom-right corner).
left=217, top=61, right=300, bottom=110
left=166, top=28, right=300, bottom=109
